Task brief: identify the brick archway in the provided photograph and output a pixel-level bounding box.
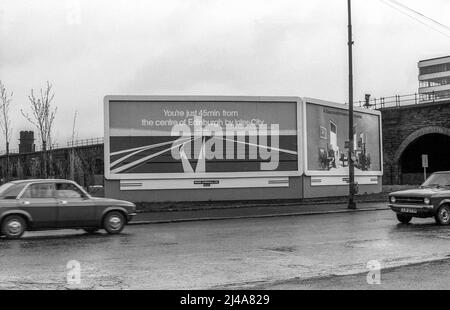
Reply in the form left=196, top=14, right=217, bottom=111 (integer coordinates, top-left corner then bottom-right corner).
left=394, top=126, right=450, bottom=163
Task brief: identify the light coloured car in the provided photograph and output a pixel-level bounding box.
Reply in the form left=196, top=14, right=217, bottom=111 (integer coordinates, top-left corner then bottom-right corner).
left=0, top=179, right=136, bottom=239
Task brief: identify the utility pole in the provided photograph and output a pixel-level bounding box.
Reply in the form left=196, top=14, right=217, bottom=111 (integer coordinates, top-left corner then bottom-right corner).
left=347, top=0, right=356, bottom=209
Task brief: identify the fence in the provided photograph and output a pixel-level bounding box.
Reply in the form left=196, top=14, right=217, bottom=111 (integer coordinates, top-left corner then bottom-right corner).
left=0, top=137, right=104, bottom=155
left=67, top=137, right=104, bottom=148
left=357, top=91, right=450, bottom=110
left=0, top=148, right=19, bottom=155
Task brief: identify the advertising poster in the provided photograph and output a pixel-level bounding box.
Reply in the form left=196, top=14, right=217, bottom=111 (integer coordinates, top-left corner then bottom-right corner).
left=305, top=102, right=382, bottom=176
left=105, top=98, right=299, bottom=179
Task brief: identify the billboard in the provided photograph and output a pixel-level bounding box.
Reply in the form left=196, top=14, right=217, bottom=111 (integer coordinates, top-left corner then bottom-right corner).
left=104, top=96, right=301, bottom=180
left=303, top=99, right=382, bottom=177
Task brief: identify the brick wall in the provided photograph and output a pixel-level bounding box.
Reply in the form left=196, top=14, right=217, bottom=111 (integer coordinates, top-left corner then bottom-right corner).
left=381, top=100, right=450, bottom=184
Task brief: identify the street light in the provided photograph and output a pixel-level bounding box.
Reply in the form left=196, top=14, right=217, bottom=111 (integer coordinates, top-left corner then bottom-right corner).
left=347, top=0, right=356, bottom=209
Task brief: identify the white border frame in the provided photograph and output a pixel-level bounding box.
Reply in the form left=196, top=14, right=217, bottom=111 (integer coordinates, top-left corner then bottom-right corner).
left=104, top=95, right=303, bottom=180
left=302, top=97, right=383, bottom=177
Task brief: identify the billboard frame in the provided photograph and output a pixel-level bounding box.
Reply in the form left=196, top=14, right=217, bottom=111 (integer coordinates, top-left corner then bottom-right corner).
left=301, top=97, right=383, bottom=177
left=104, top=95, right=303, bottom=180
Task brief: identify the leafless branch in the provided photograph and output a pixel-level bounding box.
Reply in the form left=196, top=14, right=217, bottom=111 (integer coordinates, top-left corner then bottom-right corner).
left=0, top=80, right=13, bottom=149
left=21, top=81, right=57, bottom=150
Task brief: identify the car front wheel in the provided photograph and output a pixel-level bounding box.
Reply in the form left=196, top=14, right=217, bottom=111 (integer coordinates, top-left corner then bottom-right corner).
left=435, top=205, right=450, bottom=225
left=1, top=215, right=27, bottom=239
left=103, top=211, right=125, bottom=234
left=396, top=213, right=412, bottom=224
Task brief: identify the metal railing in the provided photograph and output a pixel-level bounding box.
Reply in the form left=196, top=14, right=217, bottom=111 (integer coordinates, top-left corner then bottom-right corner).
left=0, top=144, right=59, bottom=155
left=0, top=137, right=104, bottom=155
left=67, top=137, right=104, bottom=148
left=37, top=144, right=60, bottom=151
left=0, top=148, right=18, bottom=156
left=357, top=91, right=450, bottom=110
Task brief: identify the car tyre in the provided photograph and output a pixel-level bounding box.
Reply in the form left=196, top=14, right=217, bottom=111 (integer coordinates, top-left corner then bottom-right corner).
left=396, top=213, right=412, bottom=224
left=435, top=204, right=450, bottom=225
left=103, top=211, right=125, bottom=234
left=1, top=215, right=27, bottom=239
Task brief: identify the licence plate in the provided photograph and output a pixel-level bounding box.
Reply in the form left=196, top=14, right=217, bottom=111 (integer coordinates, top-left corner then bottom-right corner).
left=400, top=208, right=417, bottom=214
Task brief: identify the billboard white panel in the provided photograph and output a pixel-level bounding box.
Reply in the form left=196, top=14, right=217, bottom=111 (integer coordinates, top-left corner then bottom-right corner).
left=104, top=96, right=303, bottom=180
left=302, top=98, right=383, bottom=177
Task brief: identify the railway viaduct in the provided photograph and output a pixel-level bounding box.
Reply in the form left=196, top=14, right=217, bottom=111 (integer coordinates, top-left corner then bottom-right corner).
left=380, top=98, right=450, bottom=185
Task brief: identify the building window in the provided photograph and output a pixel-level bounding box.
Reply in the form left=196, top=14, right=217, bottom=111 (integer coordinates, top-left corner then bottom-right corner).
left=420, top=89, right=450, bottom=101
left=419, top=62, right=450, bottom=75
left=420, top=77, right=450, bottom=88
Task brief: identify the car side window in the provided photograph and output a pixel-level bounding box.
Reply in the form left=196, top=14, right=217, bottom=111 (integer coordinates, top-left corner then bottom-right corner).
left=21, top=183, right=55, bottom=199
left=55, top=183, right=85, bottom=198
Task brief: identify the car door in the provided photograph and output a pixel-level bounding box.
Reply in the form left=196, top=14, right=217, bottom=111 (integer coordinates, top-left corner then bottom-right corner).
left=55, top=182, right=96, bottom=228
left=18, top=183, right=58, bottom=229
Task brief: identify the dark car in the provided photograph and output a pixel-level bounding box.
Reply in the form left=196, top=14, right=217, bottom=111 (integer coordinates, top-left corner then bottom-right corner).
left=388, top=171, right=450, bottom=225
left=0, top=179, right=136, bottom=239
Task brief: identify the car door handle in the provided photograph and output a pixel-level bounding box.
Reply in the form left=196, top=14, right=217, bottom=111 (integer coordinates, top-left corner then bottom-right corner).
left=58, top=200, right=68, bottom=205
left=21, top=201, right=30, bottom=205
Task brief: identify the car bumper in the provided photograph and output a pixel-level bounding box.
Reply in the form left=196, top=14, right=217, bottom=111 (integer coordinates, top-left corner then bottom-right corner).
left=127, top=212, right=137, bottom=222
left=388, top=203, right=435, bottom=217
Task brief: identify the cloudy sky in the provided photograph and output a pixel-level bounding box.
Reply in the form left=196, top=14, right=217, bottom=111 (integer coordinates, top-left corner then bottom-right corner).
left=1, top=0, right=450, bottom=149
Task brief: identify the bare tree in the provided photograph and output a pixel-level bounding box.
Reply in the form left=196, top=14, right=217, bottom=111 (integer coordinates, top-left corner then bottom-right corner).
left=71, top=110, right=78, bottom=145
left=21, top=81, right=57, bottom=178
left=69, top=110, right=78, bottom=180
left=0, top=81, right=13, bottom=181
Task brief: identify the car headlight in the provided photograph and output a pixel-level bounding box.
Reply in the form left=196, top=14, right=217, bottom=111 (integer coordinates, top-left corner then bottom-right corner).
left=424, top=198, right=430, bottom=205
left=390, top=196, right=396, bottom=203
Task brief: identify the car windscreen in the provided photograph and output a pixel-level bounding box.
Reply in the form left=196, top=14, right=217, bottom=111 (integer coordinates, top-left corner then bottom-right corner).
left=422, top=173, right=450, bottom=188
left=0, top=182, right=27, bottom=199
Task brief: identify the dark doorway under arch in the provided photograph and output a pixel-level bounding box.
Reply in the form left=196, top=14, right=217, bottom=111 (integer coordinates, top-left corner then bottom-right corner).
left=400, top=133, right=450, bottom=184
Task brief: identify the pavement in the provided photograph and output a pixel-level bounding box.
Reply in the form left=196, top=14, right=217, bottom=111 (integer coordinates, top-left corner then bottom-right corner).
left=130, top=200, right=390, bottom=224
left=1, top=208, right=449, bottom=289
left=254, top=258, right=450, bottom=290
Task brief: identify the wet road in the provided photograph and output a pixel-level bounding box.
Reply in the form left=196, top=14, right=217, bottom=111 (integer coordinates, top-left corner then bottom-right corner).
left=1, top=209, right=449, bottom=289
left=257, top=258, right=450, bottom=290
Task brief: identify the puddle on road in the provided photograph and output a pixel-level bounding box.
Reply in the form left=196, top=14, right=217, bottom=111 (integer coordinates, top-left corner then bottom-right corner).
left=158, top=242, right=179, bottom=246
left=421, top=234, right=450, bottom=240
left=262, top=246, right=297, bottom=253
left=344, top=238, right=394, bottom=249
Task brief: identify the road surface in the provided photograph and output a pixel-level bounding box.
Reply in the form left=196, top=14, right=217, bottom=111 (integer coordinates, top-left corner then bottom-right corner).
left=1, top=208, right=449, bottom=289
left=255, top=258, right=450, bottom=290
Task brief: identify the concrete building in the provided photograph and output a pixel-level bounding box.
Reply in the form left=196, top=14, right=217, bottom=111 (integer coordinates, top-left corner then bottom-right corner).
left=418, top=55, right=450, bottom=101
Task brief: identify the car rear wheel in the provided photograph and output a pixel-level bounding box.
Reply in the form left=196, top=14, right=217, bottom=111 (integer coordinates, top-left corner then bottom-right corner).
left=435, top=205, right=450, bottom=225
left=1, top=215, right=27, bottom=239
left=396, top=213, right=412, bottom=224
left=103, top=211, right=125, bottom=234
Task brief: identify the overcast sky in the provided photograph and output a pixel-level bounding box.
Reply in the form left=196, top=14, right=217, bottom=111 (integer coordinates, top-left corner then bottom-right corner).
left=1, top=0, right=450, bottom=149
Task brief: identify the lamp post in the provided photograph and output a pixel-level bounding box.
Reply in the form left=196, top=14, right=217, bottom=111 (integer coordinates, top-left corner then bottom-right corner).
left=347, top=0, right=356, bottom=209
